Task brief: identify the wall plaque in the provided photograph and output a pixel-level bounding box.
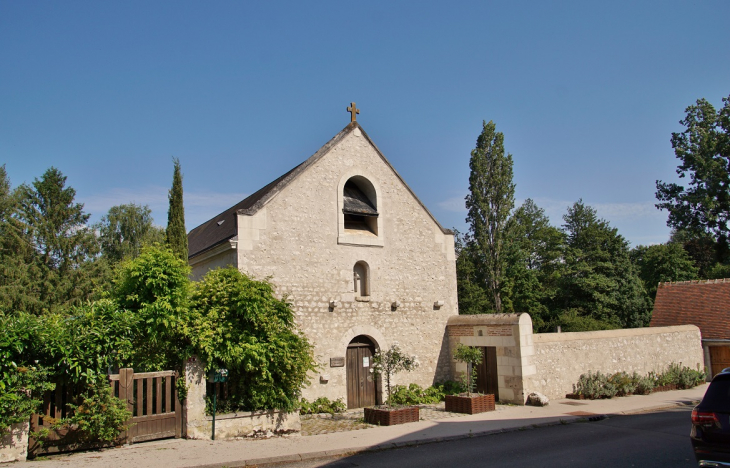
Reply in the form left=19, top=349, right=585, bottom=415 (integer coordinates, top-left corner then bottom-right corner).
left=330, top=357, right=345, bottom=367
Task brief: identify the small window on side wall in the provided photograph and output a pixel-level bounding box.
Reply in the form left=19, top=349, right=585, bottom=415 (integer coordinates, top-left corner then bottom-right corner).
left=353, top=261, right=369, bottom=297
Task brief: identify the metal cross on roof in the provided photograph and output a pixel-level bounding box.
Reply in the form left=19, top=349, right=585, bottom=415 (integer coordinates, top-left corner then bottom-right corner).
left=347, top=102, right=360, bottom=122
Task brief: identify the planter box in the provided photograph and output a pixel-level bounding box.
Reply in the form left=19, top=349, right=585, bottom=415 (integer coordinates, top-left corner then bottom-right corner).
left=566, top=393, right=587, bottom=400
left=363, top=406, right=419, bottom=426
left=445, top=394, right=495, bottom=414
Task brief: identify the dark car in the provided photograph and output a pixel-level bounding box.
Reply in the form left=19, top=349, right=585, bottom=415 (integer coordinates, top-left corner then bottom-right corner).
left=691, top=370, right=730, bottom=467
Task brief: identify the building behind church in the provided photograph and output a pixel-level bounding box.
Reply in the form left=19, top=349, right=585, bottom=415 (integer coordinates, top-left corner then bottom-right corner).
left=187, top=120, right=458, bottom=408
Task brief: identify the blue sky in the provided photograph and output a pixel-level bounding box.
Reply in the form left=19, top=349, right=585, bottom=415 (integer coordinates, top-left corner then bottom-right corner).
left=1, top=1, right=729, bottom=246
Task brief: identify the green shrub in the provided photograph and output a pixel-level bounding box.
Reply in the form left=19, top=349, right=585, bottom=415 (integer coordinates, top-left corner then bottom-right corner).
left=299, top=397, right=346, bottom=415
left=608, top=372, right=637, bottom=397
left=437, top=380, right=466, bottom=396
left=389, top=384, right=443, bottom=405
left=573, top=371, right=617, bottom=399
left=61, top=379, right=133, bottom=443
left=191, top=267, right=317, bottom=412
left=634, top=374, right=655, bottom=395
left=0, top=365, right=55, bottom=435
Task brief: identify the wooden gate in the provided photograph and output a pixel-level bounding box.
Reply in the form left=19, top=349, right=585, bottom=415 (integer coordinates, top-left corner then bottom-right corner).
left=346, top=336, right=377, bottom=409
left=28, top=368, right=182, bottom=457
left=110, top=368, right=182, bottom=443
left=710, top=346, right=730, bottom=377
left=475, top=346, right=499, bottom=400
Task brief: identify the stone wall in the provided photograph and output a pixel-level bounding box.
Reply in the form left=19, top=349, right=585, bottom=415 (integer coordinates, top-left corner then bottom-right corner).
left=0, top=422, right=29, bottom=463
left=184, top=356, right=300, bottom=440
left=446, top=314, right=534, bottom=404
left=525, top=325, right=704, bottom=400
left=190, top=127, right=458, bottom=403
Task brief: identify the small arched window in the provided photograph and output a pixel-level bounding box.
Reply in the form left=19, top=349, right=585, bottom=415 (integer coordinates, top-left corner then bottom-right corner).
left=343, top=177, right=378, bottom=236
left=353, top=261, right=369, bottom=297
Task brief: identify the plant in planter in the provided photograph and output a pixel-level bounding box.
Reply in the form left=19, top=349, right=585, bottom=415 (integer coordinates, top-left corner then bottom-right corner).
left=445, top=344, right=495, bottom=414
left=364, top=344, right=419, bottom=426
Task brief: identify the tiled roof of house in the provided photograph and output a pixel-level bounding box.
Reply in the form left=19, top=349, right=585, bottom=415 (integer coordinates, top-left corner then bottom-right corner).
left=650, top=279, right=730, bottom=340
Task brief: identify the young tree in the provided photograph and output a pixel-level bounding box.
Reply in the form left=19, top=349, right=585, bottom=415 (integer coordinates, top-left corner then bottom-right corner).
left=465, top=120, right=515, bottom=312
left=453, top=344, right=482, bottom=396
left=16, top=167, right=101, bottom=313
left=96, top=203, right=164, bottom=264
left=166, top=158, right=188, bottom=262
left=656, top=94, right=730, bottom=262
left=371, top=344, right=417, bottom=408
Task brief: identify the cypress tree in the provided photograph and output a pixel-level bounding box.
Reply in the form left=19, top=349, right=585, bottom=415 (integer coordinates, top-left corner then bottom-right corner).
left=166, top=158, right=188, bottom=262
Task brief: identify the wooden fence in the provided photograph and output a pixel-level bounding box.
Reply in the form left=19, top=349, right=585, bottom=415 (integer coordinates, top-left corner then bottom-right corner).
left=28, top=368, right=183, bottom=457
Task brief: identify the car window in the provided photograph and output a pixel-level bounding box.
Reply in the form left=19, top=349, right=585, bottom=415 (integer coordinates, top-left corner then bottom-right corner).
left=703, top=377, right=730, bottom=412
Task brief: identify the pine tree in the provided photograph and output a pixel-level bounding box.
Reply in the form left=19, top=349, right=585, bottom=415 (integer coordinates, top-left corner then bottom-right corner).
left=166, top=158, right=188, bottom=262
left=465, top=121, right=515, bottom=312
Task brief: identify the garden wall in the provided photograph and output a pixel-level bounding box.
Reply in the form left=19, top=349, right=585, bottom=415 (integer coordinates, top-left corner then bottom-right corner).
left=184, top=356, right=301, bottom=440
left=525, top=325, right=704, bottom=400
left=0, top=422, right=29, bottom=463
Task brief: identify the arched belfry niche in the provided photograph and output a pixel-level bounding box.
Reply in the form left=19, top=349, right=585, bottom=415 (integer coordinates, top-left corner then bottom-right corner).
left=337, top=172, right=384, bottom=247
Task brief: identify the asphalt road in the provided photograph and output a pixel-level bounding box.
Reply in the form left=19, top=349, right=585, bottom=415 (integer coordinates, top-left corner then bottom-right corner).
left=271, top=406, right=697, bottom=468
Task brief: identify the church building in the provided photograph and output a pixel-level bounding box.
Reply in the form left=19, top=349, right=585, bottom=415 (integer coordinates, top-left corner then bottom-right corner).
left=187, top=105, right=458, bottom=408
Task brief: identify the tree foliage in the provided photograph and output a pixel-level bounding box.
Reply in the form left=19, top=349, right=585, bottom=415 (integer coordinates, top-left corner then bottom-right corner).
left=96, top=203, right=164, bottom=264
left=190, top=267, right=316, bottom=411
left=166, top=158, right=188, bottom=263
left=453, top=344, right=482, bottom=396
left=556, top=201, right=651, bottom=329
left=15, top=167, right=102, bottom=314
left=465, top=120, right=515, bottom=312
left=630, top=243, right=698, bottom=299
left=656, top=95, right=730, bottom=260
left=113, top=246, right=192, bottom=372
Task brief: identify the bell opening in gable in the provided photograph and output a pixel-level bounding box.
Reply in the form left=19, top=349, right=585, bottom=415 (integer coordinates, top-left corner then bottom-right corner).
left=343, top=178, right=378, bottom=236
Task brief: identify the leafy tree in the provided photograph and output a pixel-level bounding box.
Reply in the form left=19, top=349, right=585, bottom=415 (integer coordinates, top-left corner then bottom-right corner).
left=113, top=245, right=192, bottom=371
left=454, top=230, right=493, bottom=315
left=190, top=267, right=316, bottom=411
left=656, top=95, right=730, bottom=262
left=166, top=158, right=188, bottom=262
left=0, top=166, right=42, bottom=314
left=669, top=229, right=720, bottom=278
left=453, top=344, right=482, bottom=396
left=556, top=200, right=651, bottom=329
left=630, top=243, right=698, bottom=300
left=465, top=120, right=515, bottom=312
left=96, top=203, right=164, bottom=264
left=502, top=199, right=565, bottom=330
left=371, top=344, right=417, bottom=408
left=16, top=167, right=101, bottom=313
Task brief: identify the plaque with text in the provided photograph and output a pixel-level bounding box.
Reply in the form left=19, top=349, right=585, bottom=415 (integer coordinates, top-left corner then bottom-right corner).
left=330, top=357, right=345, bottom=367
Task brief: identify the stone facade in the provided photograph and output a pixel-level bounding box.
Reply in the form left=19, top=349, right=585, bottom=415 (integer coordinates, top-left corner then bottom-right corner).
left=526, top=325, right=704, bottom=400
left=188, top=123, right=458, bottom=405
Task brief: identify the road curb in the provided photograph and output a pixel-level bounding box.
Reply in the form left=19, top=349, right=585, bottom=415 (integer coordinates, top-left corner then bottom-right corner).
left=188, top=398, right=702, bottom=467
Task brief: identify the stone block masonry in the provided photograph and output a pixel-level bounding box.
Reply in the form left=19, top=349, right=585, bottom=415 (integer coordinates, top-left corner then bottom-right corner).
left=525, top=325, right=704, bottom=400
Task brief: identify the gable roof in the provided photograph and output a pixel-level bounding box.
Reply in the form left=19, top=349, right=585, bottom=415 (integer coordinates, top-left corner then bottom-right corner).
left=188, top=121, right=452, bottom=259
left=650, top=279, right=730, bottom=340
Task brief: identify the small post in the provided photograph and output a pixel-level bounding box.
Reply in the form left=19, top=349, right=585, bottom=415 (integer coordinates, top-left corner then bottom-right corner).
left=211, top=389, right=217, bottom=441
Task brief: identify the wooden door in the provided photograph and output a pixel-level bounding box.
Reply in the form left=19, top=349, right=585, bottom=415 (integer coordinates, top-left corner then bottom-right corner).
left=346, top=337, right=376, bottom=409
left=475, top=346, right=499, bottom=400
left=710, top=346, right=730, bottom=377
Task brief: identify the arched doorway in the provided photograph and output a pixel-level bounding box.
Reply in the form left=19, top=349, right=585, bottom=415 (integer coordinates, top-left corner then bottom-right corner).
left=346, top=335, right=378, bottom=409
